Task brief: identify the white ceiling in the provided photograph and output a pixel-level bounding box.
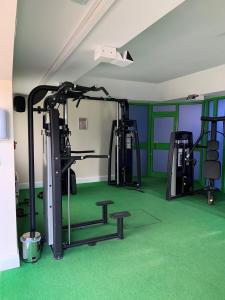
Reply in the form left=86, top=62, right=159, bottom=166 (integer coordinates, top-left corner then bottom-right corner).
left=13, top=0, right=118, bottom=92
left=13, top=0, right=184, bottom=93
left=15, top=0, right=225, bottom=96
left=13, top=0, right=92, bottom=80
left=86, top=0, right=225, bottom=83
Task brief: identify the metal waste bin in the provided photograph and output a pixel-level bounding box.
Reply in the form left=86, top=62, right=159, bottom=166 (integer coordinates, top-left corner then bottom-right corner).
left=20, top=232, right=42, bottom=263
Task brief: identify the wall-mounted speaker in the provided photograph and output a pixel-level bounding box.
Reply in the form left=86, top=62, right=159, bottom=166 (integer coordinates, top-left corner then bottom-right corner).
left=14, top=95, right=26, bottom=112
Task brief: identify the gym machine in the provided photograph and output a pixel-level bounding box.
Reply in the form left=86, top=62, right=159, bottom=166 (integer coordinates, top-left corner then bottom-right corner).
left=108, top=100, right=141, bottom=189
left=43, top=110, right=79, bottom=194
left=22, top=82, right=131, bottom=261
left=166, top=131, right=194, bottom=200
left=166, top=116, right=225, bottom=205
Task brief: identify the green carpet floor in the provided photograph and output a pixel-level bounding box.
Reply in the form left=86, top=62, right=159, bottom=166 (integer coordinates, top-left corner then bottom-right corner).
left=1, top=177, right=225, bottom=300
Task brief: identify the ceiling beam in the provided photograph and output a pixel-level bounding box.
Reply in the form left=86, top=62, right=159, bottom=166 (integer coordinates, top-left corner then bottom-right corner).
left=40, top=0, right=117, bottom=84
left=49, top=0, right=186, bottom=85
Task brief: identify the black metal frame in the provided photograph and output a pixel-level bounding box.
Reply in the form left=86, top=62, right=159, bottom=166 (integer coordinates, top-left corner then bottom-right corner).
left=62, top=201, right=110, bottom=230
left=166, top=131, right=194, bottom=200
left=62, top=204, right=127, bottom=250
left=191, top=117, right=225, bottom=204
left=50, top=109, right=63, bottom=259
left=108, top=109, right=141, bottom=189
left=28, top=85, right=58, bottom=237
left=27, top=82, right=131, bottom=258
left=166, top=116, right=225, bottom=204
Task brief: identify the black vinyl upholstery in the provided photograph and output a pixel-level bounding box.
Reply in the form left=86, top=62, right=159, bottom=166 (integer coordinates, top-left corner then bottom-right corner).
left=203, top=140, right=221, bottom=180
left=207, top=140, right=219, bottom=151
left=207, top=150, right=219, bottom=161
left=203, top=161, right=221, bottom=179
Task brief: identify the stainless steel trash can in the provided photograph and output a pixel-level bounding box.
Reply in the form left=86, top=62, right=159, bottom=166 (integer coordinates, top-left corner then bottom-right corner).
left=20, top=232, right=42, bottom=263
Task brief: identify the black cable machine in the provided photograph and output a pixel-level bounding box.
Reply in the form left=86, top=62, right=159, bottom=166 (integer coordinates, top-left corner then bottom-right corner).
left=108, top=100, right=141, bottom=189
left=24, top=82, right=132, bottom=261
left=166, top=116, right=225, bottom=205
left=166, top=131, right=194, bottom=200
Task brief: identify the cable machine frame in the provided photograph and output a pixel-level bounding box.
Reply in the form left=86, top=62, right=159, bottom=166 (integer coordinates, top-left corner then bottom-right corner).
left=27, top=81, right=133, bottom=259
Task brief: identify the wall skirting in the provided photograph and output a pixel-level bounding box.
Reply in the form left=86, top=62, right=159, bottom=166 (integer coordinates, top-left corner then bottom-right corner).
left=19, top=175, right=110, bottom=190
left=0, top=252, right=20, bottom=272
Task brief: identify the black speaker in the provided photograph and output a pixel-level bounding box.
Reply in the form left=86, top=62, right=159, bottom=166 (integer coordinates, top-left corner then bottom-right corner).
left=14, top=95, right=26, bottom=112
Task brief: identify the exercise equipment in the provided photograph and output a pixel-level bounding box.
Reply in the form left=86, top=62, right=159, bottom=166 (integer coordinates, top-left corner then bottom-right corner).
left=42, top=114, right=77, bottom=196
left=108, top=100, right=141, bottom=189
left=166, top=131, right=194, bottom=200
left=23, top=81, right=132, bottom=260
left=166, top=116, right=225, bottom=204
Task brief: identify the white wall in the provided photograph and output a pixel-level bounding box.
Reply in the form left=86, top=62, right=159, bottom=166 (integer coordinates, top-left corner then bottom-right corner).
left=159, top=64, right=225, bottom=101
left=77, top=75, right=159, bottom=100
left=69, top=100, right=117, bottom=181
left=14, top=98, right=117, bottom=187
left=14, top=98, right=42, bottom=187
left=78, top=65, right=225, bottom=102
left=0, top=0, right=20, bottom=271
